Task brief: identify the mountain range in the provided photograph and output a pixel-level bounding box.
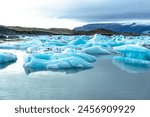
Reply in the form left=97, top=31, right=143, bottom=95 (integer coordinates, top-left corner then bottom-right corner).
left=0, top=25, right=118, bottom=37
left=1, top=22, right=150, bottom=38
left=74, top=23, right=150, bottom=34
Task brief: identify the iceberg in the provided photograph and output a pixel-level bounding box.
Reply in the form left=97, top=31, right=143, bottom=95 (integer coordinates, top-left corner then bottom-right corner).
left=113, top=56, right=150, bottom=73
left=0, top=52, right=17, bottom=63
left=90, top=34, right=110, bottom=43
left=83, top=46, right=111, bottom=55
left=69, top=38, right=86, bottom=45
left=24, top=55, right=93, bottom=73
left=29, top=49, right=96, bottom=63
left=24, top=49, right=96, bottom=73
left=0, top=62, right=14, bottom=69
left=113, top=44, right=150, bottom=72
left=62, top=48, right=96, bottom=62
left=113, top=44, right=150, bottom=60
left=87, top=34, right=125, bottom=48
left=1, top=34, right=150, bottom=75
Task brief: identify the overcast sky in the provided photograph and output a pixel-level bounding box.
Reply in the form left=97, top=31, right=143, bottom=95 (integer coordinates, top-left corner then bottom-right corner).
left=0, top=0, right=150, bottom=29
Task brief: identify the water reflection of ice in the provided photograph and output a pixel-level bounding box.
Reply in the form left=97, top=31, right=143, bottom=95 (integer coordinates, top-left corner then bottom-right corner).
left=24, top=65, right=91, bottom=75
left=0, top=62, right=16, bottom=70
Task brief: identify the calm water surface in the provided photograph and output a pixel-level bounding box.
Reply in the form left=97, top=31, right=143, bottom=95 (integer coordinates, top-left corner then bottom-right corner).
left=0, top=49, right=150, bottom=100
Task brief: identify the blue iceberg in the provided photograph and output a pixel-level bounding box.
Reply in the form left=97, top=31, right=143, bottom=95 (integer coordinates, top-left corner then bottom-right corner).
left=24, top=56, right=93, bottom=73
left=113, top=56, right=150, bottom=73
left=113, top=44, right=150, bottom=73
left=83, top=46, right=111, bottom=55
left=113, top=44, right=150, bottom=60
left=29, top=49, right=96, bottom=63
left=24, top=50, right=95, bottom=73
left=87, top=34, right=125, bottom=48
left=0, top=52, right=17, bottom=63
left=69, top=38, right=86, bottom=45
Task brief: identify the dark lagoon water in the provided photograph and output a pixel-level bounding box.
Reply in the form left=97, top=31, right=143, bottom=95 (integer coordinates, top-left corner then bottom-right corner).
left=0, top=49, right=150, bottom=100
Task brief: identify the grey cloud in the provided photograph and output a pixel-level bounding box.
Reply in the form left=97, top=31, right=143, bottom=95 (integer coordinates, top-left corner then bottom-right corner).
left=39, top=0, right=150, bottom=22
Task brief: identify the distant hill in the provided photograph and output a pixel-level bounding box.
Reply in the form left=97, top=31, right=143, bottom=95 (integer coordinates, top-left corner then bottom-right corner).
left=74, top=29, right=118, bottom=36
left=0, top=24, right=140, bottom=37
left=74, top=23, right=150, bottom=34
left=0, top=25, right=119, bottom=36
left=0, top=25, right=74, bottom=35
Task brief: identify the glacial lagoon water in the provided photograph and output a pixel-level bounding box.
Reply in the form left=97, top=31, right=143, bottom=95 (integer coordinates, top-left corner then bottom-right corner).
left=0, top=49, right=150, bottom=100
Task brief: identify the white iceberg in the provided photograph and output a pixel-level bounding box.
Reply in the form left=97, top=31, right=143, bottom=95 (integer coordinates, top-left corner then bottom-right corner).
left=83, top=46, right=111, bottom=55
left=0, top=52, right=17, bottom=63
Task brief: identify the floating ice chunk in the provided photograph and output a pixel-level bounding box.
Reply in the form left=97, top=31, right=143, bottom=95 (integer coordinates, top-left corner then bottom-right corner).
left=62, top=48, right=96, bottom=62
left=0, top=62, right=14, bottom=69
left=90, top=34, right=110, bottom=44
left=47, top=57, right=93, bottom=69
left=28, top=48, right=96, bottom=63
left=0, top=44, right=17, bottom=50
left=69, top=38, right=86, bottom=45
left=111, top=35, right=125, bottom=42
left=0, top=52, right=17, bottom=63
left=87, top=34, right=124, bottom=48
left=113, top=56, right=150, bottom=73
left=83, top=46, right=111, bottom=55
left=24, top=56, right=48, bottom=70
left=26, top=46, right=43, bottom=53
left=15, top=39, right=43, bottom=50
left=62, top=48, right=77, bottom=53
left=31, top=53, right=52, bottom=60
left=113, top=44, right=150, bottom=60
left=24, top=55, right=93, bottom=73
left=24, top=48, right=95, bottom=73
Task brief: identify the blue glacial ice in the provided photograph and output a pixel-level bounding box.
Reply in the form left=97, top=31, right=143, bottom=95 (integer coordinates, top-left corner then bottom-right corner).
left=113, top=44, right=150, bottom=73
left=113, top=44, right=150, bottom=60
left=29, top=48, right=96, bottom=62
left=113, top=56, right=150, bottom=73
left=89, top=34, right=126, bottom=47
left=1, top=34, right=150, bottom=73
left=24, top=54, right=94, bottom=73
left=0, top=51, right=17, bottom=69
left=0, top=52, right=17, bottom=63
left=24, top=49, right=96, bottom=73
left=83, top=46, right=111, bottom=55
left=0, top=62, right=14, bottom=69
left=69, top=38, right=86, bottom=45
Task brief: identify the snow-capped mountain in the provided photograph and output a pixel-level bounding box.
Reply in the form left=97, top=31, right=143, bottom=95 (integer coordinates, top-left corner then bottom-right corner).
left=74, top=22, right=150, bottom=34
